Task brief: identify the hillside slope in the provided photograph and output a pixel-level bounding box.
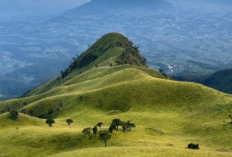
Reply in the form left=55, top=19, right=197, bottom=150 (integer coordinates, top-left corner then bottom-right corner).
left=0, top=33, right=232, bottom=157
left=176, top=68, right=232, bottom=94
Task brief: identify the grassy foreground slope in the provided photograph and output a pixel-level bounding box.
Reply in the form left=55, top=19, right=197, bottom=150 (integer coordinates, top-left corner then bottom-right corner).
left=0, top=33, right=232, bottom=157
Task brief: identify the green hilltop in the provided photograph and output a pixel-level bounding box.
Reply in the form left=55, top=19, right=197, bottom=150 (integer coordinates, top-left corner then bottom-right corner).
left=0, top=33, right=232, bottom=157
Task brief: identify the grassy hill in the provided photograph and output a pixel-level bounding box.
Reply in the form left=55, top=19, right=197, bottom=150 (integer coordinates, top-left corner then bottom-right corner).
left=0, top=33, right=232, bottom=157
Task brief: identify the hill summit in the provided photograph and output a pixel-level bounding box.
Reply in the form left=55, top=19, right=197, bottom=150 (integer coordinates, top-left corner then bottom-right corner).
left=23, top=33, right=147, bottom=97
left=61, top=33, right=147, bottom=78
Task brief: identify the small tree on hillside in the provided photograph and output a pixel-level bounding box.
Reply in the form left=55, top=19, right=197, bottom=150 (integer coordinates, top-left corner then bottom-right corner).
left=121, top=121, right=136, bottom=132
left=9, top=111, right=19, bottom=121
left=66, top=119, right=73, bottom=126
left=99, top=130, right=111, bottom=147
left=109, top=125, right=114, bottom=133
left=93, top=126, right=98, bottom=136
left=111, top=119, right=122, bottom=130
left=82, top=128, right=92, bottom=139
left=46, top=119, right=55, bottom=127
left=97, top=122, right=103, bottom=129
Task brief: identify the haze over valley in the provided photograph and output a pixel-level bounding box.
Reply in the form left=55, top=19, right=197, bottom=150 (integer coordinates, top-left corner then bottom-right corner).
left=0, top=0, right=232, bottom=99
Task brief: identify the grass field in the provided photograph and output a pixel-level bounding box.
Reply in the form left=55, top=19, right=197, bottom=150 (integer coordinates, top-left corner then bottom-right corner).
left=0, top=33, right=232, bottom=157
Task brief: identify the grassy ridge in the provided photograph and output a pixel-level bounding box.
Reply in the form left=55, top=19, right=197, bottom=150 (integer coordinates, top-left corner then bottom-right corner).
left=0, top=33, right=232, bottom=157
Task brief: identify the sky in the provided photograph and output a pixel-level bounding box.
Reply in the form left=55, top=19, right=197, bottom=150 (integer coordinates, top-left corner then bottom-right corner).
left=0, top=0, right=90, bottom=21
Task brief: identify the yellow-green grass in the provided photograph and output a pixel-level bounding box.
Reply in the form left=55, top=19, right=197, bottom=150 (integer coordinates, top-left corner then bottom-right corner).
left=1, top=32, right=232, bottom=156
left=0, top=61, right=232, bottom=156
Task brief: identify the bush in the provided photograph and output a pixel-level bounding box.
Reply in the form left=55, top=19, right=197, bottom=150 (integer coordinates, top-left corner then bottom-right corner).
left=9, top=111, right=19, bottom=121
left=187, top=143, right=199, bottom=149
left=46, top=119, right=55, bottom=127
left=122, top=121, right=136, bottom=132
left=66, top=119, right=73, bottom=126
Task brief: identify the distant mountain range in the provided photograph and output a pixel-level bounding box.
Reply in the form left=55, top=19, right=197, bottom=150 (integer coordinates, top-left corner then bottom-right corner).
left=65, top=0, right=172, bottom=15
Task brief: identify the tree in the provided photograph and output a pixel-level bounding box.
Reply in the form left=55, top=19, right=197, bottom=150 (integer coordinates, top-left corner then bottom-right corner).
left=121, top=121, right=136, bottom=132
left=29, top=110, right=34, bottom=116
left=46, top=119, right=55, bottom=127
left=109, top=125, right=115, bottom=133
left=93, top=126, right=98, bottom=136
left=187, top=143, right=199, bottom=149
left=66, top=119, right=73, bottom=126
left=99, top=130, right=111, bottom=147
left=229, top=115, right=232, bottom=123
left=97, top=122, right=103, bottom=129
left=111, top=119, right=122, bottom=130
left=47, top=109, right=54, bottom=118
left=82, top=128, right=92, bottom=139
left=9, top=111, right=19, bottom=121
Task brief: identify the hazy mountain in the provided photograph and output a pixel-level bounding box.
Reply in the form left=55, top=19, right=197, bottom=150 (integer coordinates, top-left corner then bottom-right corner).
left=65, top=0, right=172, bottom=15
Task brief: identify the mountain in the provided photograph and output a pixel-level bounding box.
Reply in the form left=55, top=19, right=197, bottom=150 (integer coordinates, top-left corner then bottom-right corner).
left=0, top=33, right=232, bottom=157
left=65, top=0, right=172, bottom=15
left=1, top=0, right=232, bottom=100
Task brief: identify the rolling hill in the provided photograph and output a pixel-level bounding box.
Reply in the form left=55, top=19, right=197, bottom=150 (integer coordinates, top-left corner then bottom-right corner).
left=0, top=33, right=232, bottom=157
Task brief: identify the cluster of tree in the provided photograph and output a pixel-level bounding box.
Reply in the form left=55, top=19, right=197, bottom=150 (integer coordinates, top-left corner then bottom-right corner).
left=45, top=118, right=74, bottom=127
left=109, top=119, right=135, bottom=133
left=60, top=53, right=98, bottom=79
left=82, top=119, right=135, bottom=147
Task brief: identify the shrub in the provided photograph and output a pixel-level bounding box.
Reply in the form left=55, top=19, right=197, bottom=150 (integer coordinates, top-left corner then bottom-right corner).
left=121, top=121, right=136, bottom=132
left=46, top=119, right=55, bottom=127
left=9, top=111, right=19, bottom=121
left=187, top=143, right=199, bottom=149
left=111, top=119, right=122, bottom=130
left=66, top=119, right=73, bottom=126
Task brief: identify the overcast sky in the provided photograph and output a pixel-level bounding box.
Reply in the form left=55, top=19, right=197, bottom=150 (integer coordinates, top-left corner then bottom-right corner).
left=0, top=0, right=90, bottom=21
